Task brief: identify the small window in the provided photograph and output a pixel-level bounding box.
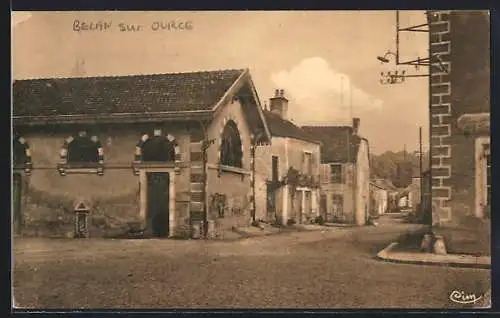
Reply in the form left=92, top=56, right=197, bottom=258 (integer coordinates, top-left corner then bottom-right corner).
left=330, top=164, right=343, bottom=183
left=272, top=156, right=279, bottom=182
left=220, top=120, right=243, bottom=168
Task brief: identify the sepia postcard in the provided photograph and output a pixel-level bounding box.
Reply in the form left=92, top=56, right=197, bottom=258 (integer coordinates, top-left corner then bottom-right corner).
left=11, top=10, right=491, bottom=310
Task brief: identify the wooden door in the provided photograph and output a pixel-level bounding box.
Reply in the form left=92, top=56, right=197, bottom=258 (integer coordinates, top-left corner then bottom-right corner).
left=320, top=194, right=327, bottom=221
left=147, top=172, right=170, bottom=237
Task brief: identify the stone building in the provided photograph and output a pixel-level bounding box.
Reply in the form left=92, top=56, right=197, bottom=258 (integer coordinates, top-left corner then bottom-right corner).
left=12, top=69, right=271, bottom=238
left=427, top=10, right=490, bottom=254
left=428, top=11, right=490, bottom=225
left=302, top=120, right=371, bottom=226
left=254, top=89, right=321, bottom=225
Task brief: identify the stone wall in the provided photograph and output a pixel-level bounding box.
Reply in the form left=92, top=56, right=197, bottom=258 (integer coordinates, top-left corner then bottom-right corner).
left=428, top=10, right=490, bottom=225
left=205, top=98, right=253, bottom=231
left=14, top=123, right=191, bottom=237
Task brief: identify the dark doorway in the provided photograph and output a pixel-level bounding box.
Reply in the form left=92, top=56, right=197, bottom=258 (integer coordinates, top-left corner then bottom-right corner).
left=147, top=172, right=170, bottom=237
left=13, top=173, right=22, bottom=235
left=320, top=194, right=327, bottom=221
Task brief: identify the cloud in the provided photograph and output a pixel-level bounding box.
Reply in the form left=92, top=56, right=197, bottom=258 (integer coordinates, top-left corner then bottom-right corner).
left=270, top=57, right=383, bottom=124
left=12, top=12, right=32, bottom=28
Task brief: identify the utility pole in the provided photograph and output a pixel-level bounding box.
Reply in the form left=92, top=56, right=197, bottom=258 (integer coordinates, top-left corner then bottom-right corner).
left=419, top=126, right=423, bottom=220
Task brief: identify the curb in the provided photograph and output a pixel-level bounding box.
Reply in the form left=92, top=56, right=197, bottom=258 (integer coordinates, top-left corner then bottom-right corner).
left=376, top=242, right=491, bottom=269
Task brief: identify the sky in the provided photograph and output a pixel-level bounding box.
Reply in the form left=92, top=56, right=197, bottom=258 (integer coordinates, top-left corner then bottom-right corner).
left=12, top=11, right=430, bottom=155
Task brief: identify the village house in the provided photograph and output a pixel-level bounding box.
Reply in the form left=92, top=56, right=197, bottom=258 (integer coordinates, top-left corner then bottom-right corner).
left=369, top=181, right=386, bottom=218
left=254, top=89, right=321, bottom=225
left=302, top=121, right=371, bottom=226
left=399, top=176, right=422, bottom=211
left=428, top=11, right=490, bottom=225
left=369, top=178, right=397, bottom=217
left=12, top=69, right=272, bottom=238
left=428, top=11, right=490, bottom=253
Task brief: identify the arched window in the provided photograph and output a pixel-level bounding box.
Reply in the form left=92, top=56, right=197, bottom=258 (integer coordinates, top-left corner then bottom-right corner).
left=220, top=121, right=243, bottom=168
left=67, top=136, right=100, bottom=163
left=13, top=137, right=29, bottom=166
left=142, top=136, right=176, bottom=162
left=13, top=136, right=32, bottom=174
left=58, top=131, right=104, bottom=176
left=132, top=130, right=179, bottom=175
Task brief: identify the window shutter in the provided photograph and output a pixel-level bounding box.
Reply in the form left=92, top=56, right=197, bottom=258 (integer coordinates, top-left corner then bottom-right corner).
left=310, top=153, right=315, bottom=176
left=320, top=164, right=325, bottom=184
left=324, top=164, right=331, bottom=184
left=340, top=164, right=344, bottom=184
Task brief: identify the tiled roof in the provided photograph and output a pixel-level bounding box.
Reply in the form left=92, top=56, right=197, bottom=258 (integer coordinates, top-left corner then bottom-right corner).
left=13, top=69, right=246, bottom=117
left=263, top=111, right=321, bottom=144
left=301, top=126, right=361, bottom=163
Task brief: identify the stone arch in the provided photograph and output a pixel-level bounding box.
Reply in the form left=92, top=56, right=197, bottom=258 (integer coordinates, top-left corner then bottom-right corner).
left=58, top=131, right=104, bottom=176
left=133, top=129, right=180, bottom=174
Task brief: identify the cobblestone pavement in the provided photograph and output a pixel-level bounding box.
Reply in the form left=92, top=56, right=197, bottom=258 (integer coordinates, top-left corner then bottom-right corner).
left=13, top=217, right=490, bottom=309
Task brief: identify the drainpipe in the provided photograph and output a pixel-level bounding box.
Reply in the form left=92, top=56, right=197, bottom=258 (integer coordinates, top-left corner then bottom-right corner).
left=361, top=137, right=371, bottom=224
left=250, top=134, right=257, bottom=223
left=197, top=120, right=210, bottom=238
left=426, top=10, right=434, bottom=235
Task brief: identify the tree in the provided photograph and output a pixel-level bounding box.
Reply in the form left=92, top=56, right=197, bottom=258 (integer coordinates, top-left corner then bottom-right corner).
left=370, top=150, right=429, bottom=188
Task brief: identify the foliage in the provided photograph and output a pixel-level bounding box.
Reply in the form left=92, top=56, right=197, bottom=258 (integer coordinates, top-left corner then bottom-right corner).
left=267, top=167, right=319, bottom=226
left=314, top=215, right=325, bottom=225
left=286, top=218, right=296, bottom=226
left=268, top=167, right=320, bottom=191
left=370, top=150, right=430, bottom=188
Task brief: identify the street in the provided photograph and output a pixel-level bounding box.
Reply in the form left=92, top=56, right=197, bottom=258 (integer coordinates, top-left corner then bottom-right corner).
left=13, top=216, right=490, bottom=309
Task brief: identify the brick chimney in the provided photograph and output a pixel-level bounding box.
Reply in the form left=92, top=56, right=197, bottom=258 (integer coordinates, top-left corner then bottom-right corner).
left=269, top=89, right=289, bottom=120
left=352, top=117, right=360, bottom=135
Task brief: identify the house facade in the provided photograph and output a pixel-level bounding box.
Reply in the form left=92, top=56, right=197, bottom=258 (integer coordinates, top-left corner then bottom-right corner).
left=369, top=179, right=393, bottom=217
left=401, top=177, right=422, bottom=210
left=428, top=11, right=490, bottom=226
left=12, top=69, right=272, bottom=238
left=254, top=90, right=321, bottom=225
left=369, top=182, right=387, bottom=218
left=302, top=120, right=371, bottom=226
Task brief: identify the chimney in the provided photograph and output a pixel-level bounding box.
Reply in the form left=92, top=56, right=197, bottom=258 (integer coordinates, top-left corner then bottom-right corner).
left=269, top=89, right=289, bottom=120
left=352, top=117, right=360, bottom=135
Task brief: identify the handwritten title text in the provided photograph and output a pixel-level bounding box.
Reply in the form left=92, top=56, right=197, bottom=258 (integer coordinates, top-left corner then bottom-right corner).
left=73, top=20, right=194, bottom=32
